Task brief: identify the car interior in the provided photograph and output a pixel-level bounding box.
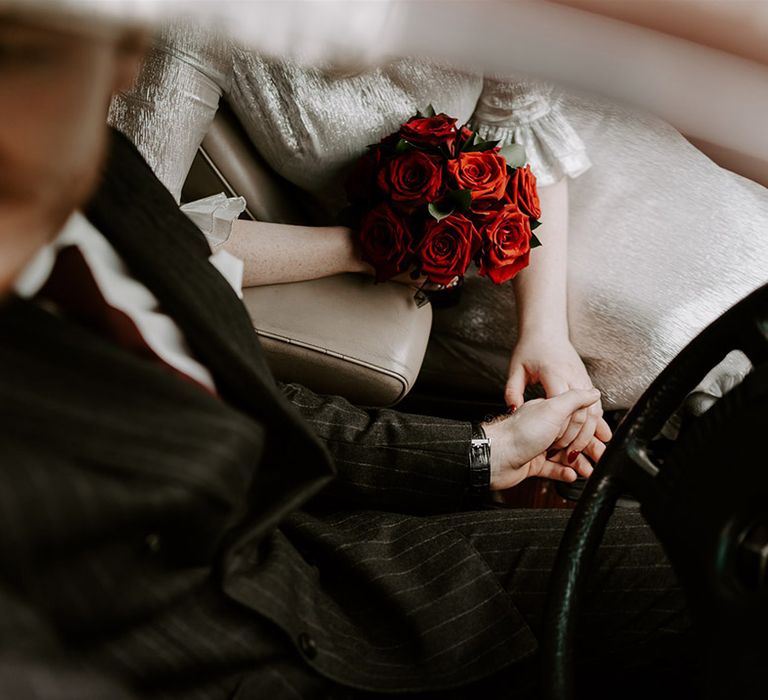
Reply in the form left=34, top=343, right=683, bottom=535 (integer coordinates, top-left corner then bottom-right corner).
left=1, top=0, right=765, bottom=696
left=135, top=2, right=768, bottom=694
left=180, top=3, right=768, bottom=506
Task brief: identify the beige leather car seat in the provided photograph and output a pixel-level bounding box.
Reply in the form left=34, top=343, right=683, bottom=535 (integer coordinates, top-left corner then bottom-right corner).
left=183, top=103, right=433, bottom=407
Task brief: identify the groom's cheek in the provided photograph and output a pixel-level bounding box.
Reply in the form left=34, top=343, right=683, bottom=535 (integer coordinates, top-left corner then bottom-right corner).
left=0, top=23, right=119, bottom=299
left=0, top=30, right=115, bottom=219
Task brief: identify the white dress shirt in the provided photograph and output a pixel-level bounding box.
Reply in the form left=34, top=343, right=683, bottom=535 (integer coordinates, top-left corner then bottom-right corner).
left=13, top=212, right=245, bottom=393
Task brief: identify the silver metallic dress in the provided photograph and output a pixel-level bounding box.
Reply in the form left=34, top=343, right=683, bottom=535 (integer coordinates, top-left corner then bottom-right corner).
left=110, top=26, right=768, bottom=410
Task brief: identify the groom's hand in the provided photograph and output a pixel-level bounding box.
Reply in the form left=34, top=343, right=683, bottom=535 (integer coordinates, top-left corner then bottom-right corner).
left=482, top=388, right=605, bottom=491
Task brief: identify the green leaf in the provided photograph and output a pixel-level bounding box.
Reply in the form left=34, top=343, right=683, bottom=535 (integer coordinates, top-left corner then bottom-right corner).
left=460, top=131, right=478, bottom=152
left=428, top=202, right=454, bottom=222
left=530, top=232, right=543, bottom=248
left=499, top=143, right=527, bottom=168
left=530, top=219, right=542, bottom=230
left=395, top=138, right=414, bottom=154
left=448, top=189, right=472, bottom=212
left=437, top=142, right=455, bottom=159
left=473, top=140, right=500, bottom=152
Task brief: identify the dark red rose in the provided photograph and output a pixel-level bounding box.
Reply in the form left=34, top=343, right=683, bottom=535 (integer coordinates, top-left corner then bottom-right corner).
left=418, top=214, right=479, bottom=285
left=357, top=203, right=414, bottom=282
left=345, top=147, right=384, bottom=204
left=400, top=113, right=458, bottom=149
left=447, top=151, right=509, bottom=201
left=377, top=150, right=444, bottom=211
left=479, top=205, right=532, bottom=284
left=508, top=164, right=541, bottom=220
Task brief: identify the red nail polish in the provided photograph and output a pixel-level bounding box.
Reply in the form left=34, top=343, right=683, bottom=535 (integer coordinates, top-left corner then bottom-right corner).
left=507, top=404, right=517, bottom=414
left=568, top=451, right=579, bottom=464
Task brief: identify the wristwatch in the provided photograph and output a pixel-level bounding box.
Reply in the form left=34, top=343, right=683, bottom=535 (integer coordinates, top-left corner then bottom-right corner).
left=469, top=423, right=492, bottom=495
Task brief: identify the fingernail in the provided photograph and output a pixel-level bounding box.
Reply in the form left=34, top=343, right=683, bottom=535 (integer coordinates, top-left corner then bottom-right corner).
left=546, top=448, right=558, bottom=460
left=507, top=404, right=517, bottom=414
left=567, top=451, right=579, bottom=464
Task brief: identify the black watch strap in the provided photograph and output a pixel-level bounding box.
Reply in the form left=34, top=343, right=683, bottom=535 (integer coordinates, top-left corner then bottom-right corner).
left=469, top=423, right=492, bottom=495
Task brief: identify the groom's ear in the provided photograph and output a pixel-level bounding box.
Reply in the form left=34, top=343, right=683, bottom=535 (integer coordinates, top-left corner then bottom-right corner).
left=112, top=28, right=149, bottom=94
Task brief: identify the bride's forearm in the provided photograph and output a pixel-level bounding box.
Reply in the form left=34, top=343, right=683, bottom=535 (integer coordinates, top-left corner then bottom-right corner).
left=225, top=219, right=372, bottom=287
left=512, top=178, right=570, bottom=338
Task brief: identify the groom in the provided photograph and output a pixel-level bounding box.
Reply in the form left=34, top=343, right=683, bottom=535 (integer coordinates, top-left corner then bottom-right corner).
left=0, top=8, right=692, bottom=699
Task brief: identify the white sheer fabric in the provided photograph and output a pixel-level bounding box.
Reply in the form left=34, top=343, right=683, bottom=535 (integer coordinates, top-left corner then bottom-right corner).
left=180, top=193, right=246, bottom=248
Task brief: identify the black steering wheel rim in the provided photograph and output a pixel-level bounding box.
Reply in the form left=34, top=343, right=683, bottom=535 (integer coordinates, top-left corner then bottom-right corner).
left=542, top=281, right=768, bottom=700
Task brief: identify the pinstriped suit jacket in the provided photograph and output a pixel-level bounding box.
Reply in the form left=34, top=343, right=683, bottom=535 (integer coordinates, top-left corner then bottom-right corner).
left=0, top=130, right=537, bottom=698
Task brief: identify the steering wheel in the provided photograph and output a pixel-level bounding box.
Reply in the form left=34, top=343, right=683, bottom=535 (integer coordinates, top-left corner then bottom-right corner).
left=543, top=282, right=768, bottom=700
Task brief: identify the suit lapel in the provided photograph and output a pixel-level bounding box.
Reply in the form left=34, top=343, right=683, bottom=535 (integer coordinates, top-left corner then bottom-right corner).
left=80, top=130, right=336, bottom=521
left=85, top=131, right=276, bottom=410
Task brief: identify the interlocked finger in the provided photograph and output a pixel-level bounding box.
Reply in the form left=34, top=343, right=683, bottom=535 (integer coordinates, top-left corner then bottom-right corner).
left=547, top=448, right=595, bottom=480
left=565, top=410, right=598, bottom=462
left=538, top=459, right=578, bottom=484
left=553, top=408, right=589, bottom=449
left=595, top=413, right=612, bottom=442
left=571, top=452, right=594, bottom=479
left=583, top=437, right=606, bottom=464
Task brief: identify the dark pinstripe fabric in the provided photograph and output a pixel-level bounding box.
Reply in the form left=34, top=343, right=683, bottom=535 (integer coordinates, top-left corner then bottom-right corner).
left=0, top=131, right=689, bottom=699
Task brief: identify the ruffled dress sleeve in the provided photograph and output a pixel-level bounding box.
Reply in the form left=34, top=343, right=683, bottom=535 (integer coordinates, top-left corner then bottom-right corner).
left=469, top=77, right=591, bottom=187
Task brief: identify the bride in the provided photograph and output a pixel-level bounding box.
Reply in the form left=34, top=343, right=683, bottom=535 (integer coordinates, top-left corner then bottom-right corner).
left=110, top=23, right=768, bottom=442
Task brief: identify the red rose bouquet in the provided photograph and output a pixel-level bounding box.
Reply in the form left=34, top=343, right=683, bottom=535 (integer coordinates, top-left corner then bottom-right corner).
left=344, top=106, right=542, bottom=291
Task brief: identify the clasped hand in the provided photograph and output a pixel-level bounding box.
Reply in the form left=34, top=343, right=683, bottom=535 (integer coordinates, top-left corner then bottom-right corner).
left=504, top=332, right=611, bottom=464
left=482, top=387, right=605, bottom=491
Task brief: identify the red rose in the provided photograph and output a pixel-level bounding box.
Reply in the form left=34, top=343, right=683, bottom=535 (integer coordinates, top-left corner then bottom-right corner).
left=377, top=150, right=444, bottom=212
left=470, top=192, right=512, bottom=224
left=479, top=205, right=532, bottom=284
left=508, top=164, right=541, bottom=220
left=346, top=147, right=383, bottom=204
left=418, top=214, right=479, bottom=285
left=447, top=151, right=509, bottom=201
left=400, top=113, right=458, bottom=149
left=358, top=203, right=414, bottom=282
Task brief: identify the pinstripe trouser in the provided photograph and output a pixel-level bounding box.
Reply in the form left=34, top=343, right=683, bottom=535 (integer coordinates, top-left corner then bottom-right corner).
left=228, top=507, right=693, bottom=700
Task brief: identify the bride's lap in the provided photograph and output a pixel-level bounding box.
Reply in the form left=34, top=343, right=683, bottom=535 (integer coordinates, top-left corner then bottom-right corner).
left=424, top=94, right=768, bottom=410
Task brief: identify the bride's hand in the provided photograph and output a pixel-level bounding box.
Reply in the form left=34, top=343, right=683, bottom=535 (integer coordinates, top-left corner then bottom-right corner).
left=504, top=332, right=612, bottom=461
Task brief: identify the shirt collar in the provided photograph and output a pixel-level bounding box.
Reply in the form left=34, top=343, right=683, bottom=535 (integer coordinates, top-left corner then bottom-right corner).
left=12, top=211, right=245, bottom=301
left=13, top=212, right=87, bottom=299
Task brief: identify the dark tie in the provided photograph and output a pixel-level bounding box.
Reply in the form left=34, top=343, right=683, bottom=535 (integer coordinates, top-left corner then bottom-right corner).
left=37, top=244, right=215, bottom=395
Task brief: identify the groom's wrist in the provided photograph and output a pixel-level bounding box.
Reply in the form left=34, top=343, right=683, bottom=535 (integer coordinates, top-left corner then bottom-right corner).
left=468, top=423, right=492, bottom=496
left=479, top=420, right=508, bottom=490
